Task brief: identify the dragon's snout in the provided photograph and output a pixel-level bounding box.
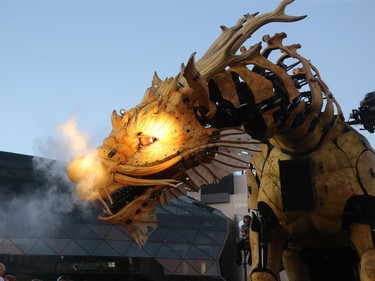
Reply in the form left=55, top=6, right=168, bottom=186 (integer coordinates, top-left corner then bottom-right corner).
left=67, top=153, right=113, bottom=201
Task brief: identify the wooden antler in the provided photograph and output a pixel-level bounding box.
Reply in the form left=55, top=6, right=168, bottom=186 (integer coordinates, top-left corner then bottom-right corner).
left=195, top=0, right=306, bottom=81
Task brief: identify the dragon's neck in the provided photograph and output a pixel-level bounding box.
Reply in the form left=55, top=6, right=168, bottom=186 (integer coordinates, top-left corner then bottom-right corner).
left=204, top=70, right=345, bottom=155
left=269, top=113, right=347, bottom=155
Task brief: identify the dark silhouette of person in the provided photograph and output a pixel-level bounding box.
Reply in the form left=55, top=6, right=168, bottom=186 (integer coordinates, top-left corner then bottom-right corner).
left=235, top=215, right=251, bottom=265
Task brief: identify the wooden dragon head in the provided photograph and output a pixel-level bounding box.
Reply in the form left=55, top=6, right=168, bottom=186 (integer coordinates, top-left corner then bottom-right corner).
left=67, top=0, right=337, bottom=247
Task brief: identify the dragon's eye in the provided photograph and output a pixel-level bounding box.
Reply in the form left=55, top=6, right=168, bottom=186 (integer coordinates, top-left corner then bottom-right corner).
left=139, top=136, right=157, bottom=146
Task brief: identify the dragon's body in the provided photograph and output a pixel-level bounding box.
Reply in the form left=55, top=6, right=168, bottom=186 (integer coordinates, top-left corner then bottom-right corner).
left=67, top=0, right=375, bottom=280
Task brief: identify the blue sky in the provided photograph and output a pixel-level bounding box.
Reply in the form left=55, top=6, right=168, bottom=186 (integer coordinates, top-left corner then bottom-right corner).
left=0, top=0, right=374, bottom=161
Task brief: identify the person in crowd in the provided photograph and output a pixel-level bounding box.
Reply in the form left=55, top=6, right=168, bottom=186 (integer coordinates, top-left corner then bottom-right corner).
left=0, top=263, right=6, bottom=281
left=57, top=275, right=69, bottom=281
left=4, top=275, right=17, bottom=281
left=235, top=215, right=252, bottom=265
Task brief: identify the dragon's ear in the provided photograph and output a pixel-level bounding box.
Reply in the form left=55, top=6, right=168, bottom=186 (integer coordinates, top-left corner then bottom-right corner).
left=111, top=110, right=122, bottom=130
left=182, top=53, right=216, bottom=119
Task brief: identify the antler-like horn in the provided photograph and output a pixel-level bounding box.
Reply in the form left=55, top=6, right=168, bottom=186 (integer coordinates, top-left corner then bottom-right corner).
left=182, top=53, right=216, bottom=119
left=195, top=0, right=306, bottom=80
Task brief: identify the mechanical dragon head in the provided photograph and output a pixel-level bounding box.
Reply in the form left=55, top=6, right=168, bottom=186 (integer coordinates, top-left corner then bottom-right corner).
left=67, top=57, right=260, bottom=247
left=67, top=0, right=327, bottom=247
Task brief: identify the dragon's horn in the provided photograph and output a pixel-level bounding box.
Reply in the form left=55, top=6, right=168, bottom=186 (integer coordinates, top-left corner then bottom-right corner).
left=182, top=53, right=216, bottom=119
left=194, top=0, right=306, bottom=81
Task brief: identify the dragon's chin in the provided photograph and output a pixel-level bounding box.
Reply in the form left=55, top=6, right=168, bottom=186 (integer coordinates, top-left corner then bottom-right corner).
left=98, top=184, right=163, bottom=248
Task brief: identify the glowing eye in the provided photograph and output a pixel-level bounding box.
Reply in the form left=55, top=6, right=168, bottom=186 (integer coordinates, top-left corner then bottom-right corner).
left=139, top=136, right=157, bottom=146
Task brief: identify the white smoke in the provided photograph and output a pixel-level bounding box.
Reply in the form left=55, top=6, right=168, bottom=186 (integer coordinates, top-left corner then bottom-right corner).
left=33, top=115, right=93, bottom=162
left=0, top=157, right=97, bottom=238
left=0, top=116, right=100, bottom=237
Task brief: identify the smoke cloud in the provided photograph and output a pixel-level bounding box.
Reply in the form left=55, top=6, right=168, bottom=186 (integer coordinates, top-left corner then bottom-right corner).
left=0, top=116, right=99, bottom=238
left=33, top=115, right=93, bottom=162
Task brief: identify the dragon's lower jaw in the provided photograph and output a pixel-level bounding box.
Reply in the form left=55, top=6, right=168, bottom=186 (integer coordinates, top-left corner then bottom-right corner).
left=67, top=153, right=184, bottom=247
left=98, top=185, right=160, bottom=222
left=67, top=155, right=165, bottom=247
left=98, top=185, right=163, bottom=248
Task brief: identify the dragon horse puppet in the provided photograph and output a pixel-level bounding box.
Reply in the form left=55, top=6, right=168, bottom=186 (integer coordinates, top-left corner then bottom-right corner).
left=67, top=0, right=375, bottom=280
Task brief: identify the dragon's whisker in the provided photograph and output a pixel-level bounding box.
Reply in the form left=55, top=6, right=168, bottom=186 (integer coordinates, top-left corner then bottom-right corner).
left=209, top=143, right=261, bottom=152
left=185, top=178, right=200, bottom=192
left=114, top=173, right=179, bottom=187
left=211, top=140, right=261, bottom=146
left=189, top=166, right=212, bottom=186
left=167, top=188, right=184, bottom=199
left=110, top=155, right=183, bottom=176
left=97, top=195, right=112, bottom=215
left=216, top=128, right=250, bottom=137
left=158, top=185, right=187, bottom=206
left=195, top=159, right=222, bottom=184
left=209, top=150, right=252, bottom=166
left=202, top=156, right=250, bottom=170
left=181, top=169, right=201, bottom=192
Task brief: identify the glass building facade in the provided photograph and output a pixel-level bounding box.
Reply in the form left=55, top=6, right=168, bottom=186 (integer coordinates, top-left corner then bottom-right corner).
left=0, top=151, right=234, bottom=281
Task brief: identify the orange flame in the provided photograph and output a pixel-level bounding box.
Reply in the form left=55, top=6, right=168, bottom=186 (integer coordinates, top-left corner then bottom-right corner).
left=58, top=115, right=91, bottom=155
left=60, top=116, right=112, bottom=202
